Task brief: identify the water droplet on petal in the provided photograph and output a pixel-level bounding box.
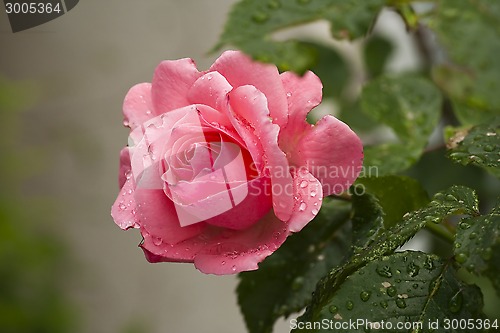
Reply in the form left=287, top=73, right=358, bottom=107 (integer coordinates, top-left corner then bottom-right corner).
left=299, top=180, right=308, bottom=188
left=119, top=203, right=126, bottom=210
left=153, top=237, right=162, bottom=246
left=312, top=209, right=318, bottom=215
left=286, top=92, right=292, bottom=97
left=231, top=265, right=237, bottom=272
left=310, top=191, right=317, bottom=197
left=299, top=202, right=306, bottom=211
left=221, top=261, right=226, bottom=265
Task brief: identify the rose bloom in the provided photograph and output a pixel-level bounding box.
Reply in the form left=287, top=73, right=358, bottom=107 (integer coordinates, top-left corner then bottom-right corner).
left=111, top=51, right=363, bottom=275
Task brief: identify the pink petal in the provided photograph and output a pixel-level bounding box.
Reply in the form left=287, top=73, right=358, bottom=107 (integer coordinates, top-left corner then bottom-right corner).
left=140, top=227, right=203, bottom=263
left=187, top=71, right=233, bottom=114
left=123, top=83, right=155, bottom=129
left=151, top=58, right=202, bottom=114
left=228, top=85, right=294, bottom=221
left=210, top=50, right=288, bottom=127
left=291, top=115, right=363, bottom=196
left=128, top=105, right=200, bottom=191
left=202, top=176, right=272, bottom=230
left=279, top=71, right=323, bottom=151
left=287, top=168, right=323, bottom=232
left=196, top=104, right=246, bottom=148
left=193, top=211, right=288, bottom=275
left=134, top=188, right=206, bottom=244
left=111, top=177, right=140, bottom=230
left=139, top=197, right=285, bottom=274
left=118, top=147, right=132, bottom=189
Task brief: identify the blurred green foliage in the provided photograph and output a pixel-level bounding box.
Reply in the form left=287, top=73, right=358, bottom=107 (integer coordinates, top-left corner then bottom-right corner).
left=0, top=77, right=76, bottom=333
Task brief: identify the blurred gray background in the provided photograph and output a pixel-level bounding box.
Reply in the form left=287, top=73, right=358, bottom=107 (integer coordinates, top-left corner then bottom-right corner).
left=0, top=1, right=419, bottom=333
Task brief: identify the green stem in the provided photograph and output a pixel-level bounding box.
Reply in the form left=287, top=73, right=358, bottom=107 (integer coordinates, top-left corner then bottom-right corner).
left=425, top=222, right=455, bottom=244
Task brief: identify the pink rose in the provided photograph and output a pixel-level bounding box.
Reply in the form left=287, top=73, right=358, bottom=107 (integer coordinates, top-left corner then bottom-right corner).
left=111, top=51, right=363, bottom=275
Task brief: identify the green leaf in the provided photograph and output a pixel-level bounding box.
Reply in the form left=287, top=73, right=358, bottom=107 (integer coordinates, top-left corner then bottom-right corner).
left=356, top=176, right=430, bottom=228
left=427, top=0, right=500, bottom=125
left=351, top=191, right=384, bottom=252
left=363, top=34, right=394, bottom=78
left=360, top=75, right=442, bottom=175
left=297, top=186, right=479, bottom=324
left=454, top=201, right=500, bottom=296
left=215, top=0, right=386, bottom=73
left=299, top=41, right=350, bottom=99
left=292, top=251, right=485, bottom=332
left=446, top=117, right=500, bottom=177
left=237, top=199, right=351, bottom=333
left=350, top=176, right=429, bottom=254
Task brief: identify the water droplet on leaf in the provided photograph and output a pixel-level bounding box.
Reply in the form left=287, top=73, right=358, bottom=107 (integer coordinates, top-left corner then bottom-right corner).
left=360, top=291, right=371, bottom=302
left=292, top=276, right=304, bottom=291
left=267, top=0, right=281, bottom=9
left=252, top=12, right=269, bottom=23
left=449, top=291, right=463, bottom=313
left=455, top=252, right=468, bottom=263
left=395, top=298, right=406, bottom=309
left=387, top=286, right=397, bottom=297
left=376, top=266, right=393, bottom=278
left=407, top=263, right=420, bottom=277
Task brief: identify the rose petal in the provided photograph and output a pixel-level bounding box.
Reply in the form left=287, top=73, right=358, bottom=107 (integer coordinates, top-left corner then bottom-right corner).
left=123, top=83, right=155, bottom=129
left=196, top=104, right=245, bottom=148
left=291, top=115, right=363, bottom=195
left=140, top=227, right=203, bottom=263
left=135, top=188, right=206, bottom=244
left=228, top=85, right=293, bottom=221
left=193, top=210, right=287, bottom=274
left=279, top=71, right=323, bottom=152
left=210, top=50, right=288, bottom=127
left=187, top=71, right=233, bottom=115
left=111, top=177, right=140, bottom=230
left=202, top=176, right=272, bottom=230
left=151, top=58, right=202, bottom=114
left=287, top=169, right=323, bottom=233
left=128, top=105, right=200, bottom=191
left=118, top=147, right=132, bottom=189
